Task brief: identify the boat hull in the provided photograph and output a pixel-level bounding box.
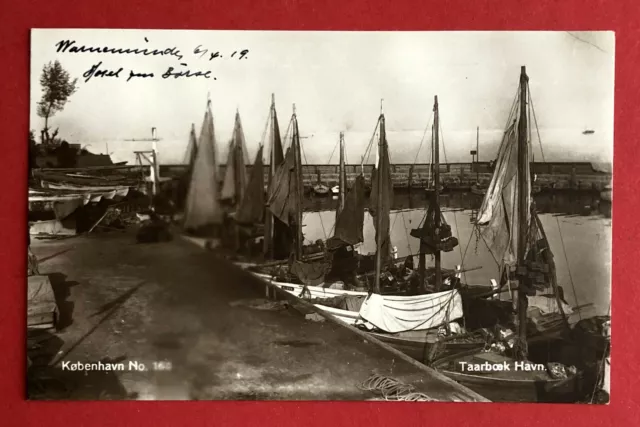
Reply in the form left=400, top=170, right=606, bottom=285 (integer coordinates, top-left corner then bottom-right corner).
left=242, top=265, right=480, bottom=356
left=312, top=184, right=331, bottom=196
left=433, top=350, right=580, bottom=403
left=368, top=330, right=486, bottom=364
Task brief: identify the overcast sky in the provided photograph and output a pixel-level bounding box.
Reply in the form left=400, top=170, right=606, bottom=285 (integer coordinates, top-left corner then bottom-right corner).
left=30, top=30, right=614, bottom=165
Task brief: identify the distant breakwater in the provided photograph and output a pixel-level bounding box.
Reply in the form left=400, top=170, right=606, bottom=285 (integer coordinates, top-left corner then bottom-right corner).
left=159, top=161, right=612, bottom=192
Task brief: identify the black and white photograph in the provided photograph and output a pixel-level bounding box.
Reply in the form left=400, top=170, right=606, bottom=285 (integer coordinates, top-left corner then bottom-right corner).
left=27, top=29, right=612, bottom=403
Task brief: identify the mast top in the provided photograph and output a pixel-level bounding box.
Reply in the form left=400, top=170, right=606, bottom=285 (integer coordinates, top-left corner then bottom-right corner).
left=271, top=93, right=275, bottom=104
left=434, top=95, right=438, bottom=109
left=292, top=103, right=296, bottom=115
left=380, top=98, right=384, bottom=115
left=520, top=66, right=529, bottom=83
left=206, top=91, right=211, bottom=106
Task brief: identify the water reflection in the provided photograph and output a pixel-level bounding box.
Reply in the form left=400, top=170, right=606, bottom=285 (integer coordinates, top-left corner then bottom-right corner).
left=303, top=190, right=610, bottom=217
left=301, top=190, right=612, bottom=316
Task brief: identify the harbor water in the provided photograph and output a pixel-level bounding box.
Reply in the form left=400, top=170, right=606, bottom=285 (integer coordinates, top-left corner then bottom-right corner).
left=301, top=191, right=612, bottom=317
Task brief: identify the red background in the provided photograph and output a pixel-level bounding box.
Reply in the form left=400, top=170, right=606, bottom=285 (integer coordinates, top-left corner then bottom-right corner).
left=0, top=0, right=634, bottom=425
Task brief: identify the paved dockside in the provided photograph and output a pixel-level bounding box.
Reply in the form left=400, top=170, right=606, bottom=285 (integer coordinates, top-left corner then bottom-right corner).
left=29, top=230, right=487, bottom=401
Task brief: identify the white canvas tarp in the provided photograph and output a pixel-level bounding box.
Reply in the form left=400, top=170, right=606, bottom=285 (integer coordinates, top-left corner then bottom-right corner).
left=357, top=290, right=464, bottom=333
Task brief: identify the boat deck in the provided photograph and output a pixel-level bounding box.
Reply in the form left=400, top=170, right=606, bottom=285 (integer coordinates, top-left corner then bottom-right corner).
left=28, top=230, right=486, bottom=401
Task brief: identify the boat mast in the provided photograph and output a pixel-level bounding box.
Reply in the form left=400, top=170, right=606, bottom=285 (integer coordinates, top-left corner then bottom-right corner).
left=373, top=101, right=384, bottom=294
left=263, top=94, right=276, bottom=259
left=516, top=66, right=530, bottom=359
left=476, top=126, right=480, bottom=183
left=234, top=109, right=243, bottom=209
left=337, top=131, right=346, bottom=220
left=292, top=103, right=303, bottom=261
left=433, top=96, right=442, bottom=291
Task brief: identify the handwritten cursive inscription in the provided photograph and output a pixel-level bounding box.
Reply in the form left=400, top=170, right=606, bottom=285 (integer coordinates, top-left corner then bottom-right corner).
left=127, top=70, right=155, bottom=82
left=162, top=63, right=213, bottom=79
left=56, top=38, right=184, bottom=61
left=193, top=45, right=249, bottom=60
left=83, top=62, right=123, bottom=82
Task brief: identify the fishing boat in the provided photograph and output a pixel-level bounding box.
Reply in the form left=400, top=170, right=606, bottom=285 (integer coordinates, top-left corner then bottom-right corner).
left=433, top=66, right=582, bottom=403
left=220, top=110, right=249, bottom=212
left=243, top=98, right=490, bottom=361
left=313, top=183, right=331, bottom=196
left=183, top=98, right=224, bottom=236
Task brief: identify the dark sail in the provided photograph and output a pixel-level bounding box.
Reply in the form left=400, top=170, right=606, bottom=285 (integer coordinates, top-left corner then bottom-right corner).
left=271, top=109, right=284, bottom=171
left=184, top=123, right=198, bottom=170
left=327, top=174, right=365, bottom=250
left=267, top=111, right=304, bottom=260
left=268, top=148, right=298, bottom=225
left=221, top=112, right=248, bottom=206
left=264, top=96, right=288, bottom=259
left=235, top=145, right=265, bottom=225
left=267, top=147, right=297, bottom=259
left=369, top=116, right=394, bottom=266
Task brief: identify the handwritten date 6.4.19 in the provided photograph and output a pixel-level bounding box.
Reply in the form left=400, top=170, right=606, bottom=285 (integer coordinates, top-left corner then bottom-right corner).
left=193, top=45, right=249, bottom=61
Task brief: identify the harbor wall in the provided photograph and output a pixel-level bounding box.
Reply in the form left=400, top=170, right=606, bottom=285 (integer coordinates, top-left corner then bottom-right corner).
left=159, top=161, right=612, bottom=191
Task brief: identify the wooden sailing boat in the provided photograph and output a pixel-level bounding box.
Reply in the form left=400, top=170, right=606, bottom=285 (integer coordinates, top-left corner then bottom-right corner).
left=433, top=66, right=580, bottom=403
left=262, top=94, right=294, bottom=261
left=220, top=110, right=248, bottom=211
left=242, top=102, right=473, bottom=349
left=183, top=99, right=223, bottom=235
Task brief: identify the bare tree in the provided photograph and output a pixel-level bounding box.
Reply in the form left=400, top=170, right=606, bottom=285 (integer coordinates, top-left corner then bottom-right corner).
left=36, top=60, right=78, bottom=145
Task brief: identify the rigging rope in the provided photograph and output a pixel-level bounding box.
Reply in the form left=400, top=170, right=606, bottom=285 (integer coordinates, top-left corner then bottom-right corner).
left=437, top=118, right=466, bottom=282
left=527, top=82, right=547, bottom=163
left=362, top=119, right=380, bottom=166
left=358, top=374, right=437, bottom=402
left=317, top=211, right=328, bottom=241
left=259, top=107, right=271, bottom=155
left=400, top=211, right=413, bottom=256
left=555, top=216, right=582, bottom=320
left=412, top=111, right=435, bottom=165
left=326, top=139, right=339, bottom=165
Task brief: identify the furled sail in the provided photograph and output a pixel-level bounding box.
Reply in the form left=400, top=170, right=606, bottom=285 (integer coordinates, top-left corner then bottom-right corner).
left=327, top=174, right=366, bottom=250
left=184, top=106, right=223, bottom=230
left=267, top=112, right=304, bottom=259
left=268, top=147, right=299, bottom=226
left=220, top=112, right=248, bottom=204
left=476, top=120, right=532, bottom=266
left=410, top=192, right=459, bottom=254
left=369, top=116, right=394, bottom=265
left=235, top=145, right=265, bottom=225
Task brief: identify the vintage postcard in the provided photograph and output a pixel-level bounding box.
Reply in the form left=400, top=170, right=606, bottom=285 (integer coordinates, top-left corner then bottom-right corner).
left=27, top=29, right=613, bottom=403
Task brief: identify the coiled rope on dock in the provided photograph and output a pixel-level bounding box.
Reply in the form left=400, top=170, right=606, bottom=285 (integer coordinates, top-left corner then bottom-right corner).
left=358, top=373, right=437, bottom=402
